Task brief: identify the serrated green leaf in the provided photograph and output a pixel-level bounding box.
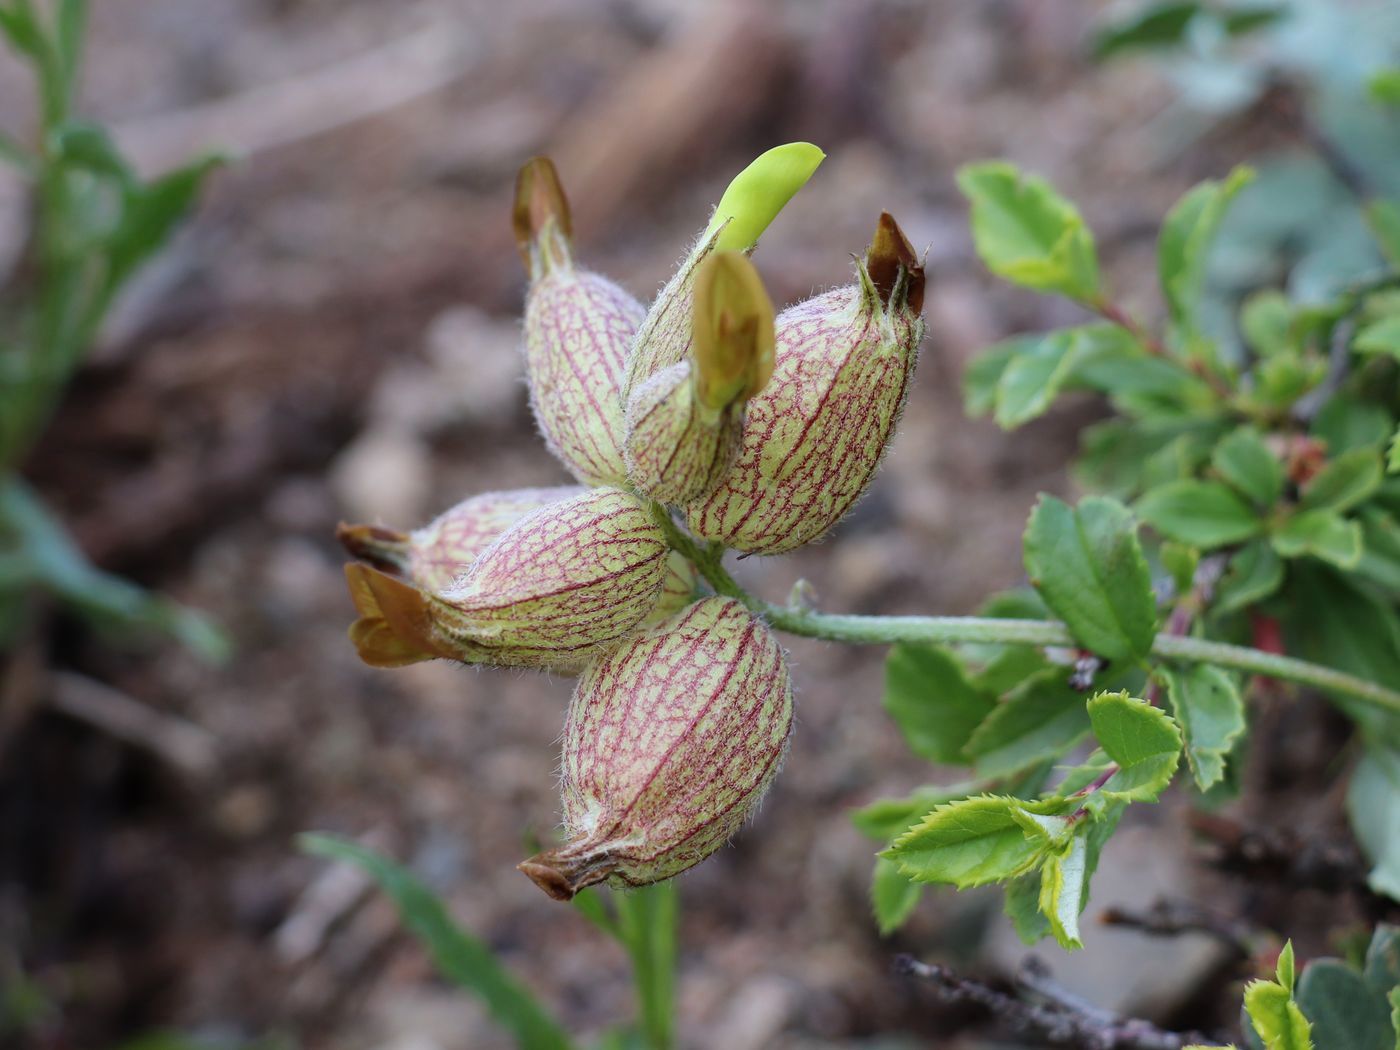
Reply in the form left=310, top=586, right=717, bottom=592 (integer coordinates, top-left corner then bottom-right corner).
left=704, top=142, right=824, bottom=252
left=1348, top=745, right=1400, bottom=902
left=299, top=834, right=574, bottom=1050
left=1244, top=978, right=1313, bottom=1050
left=1302, top=449, right=1383, bottom=514
left=965, top=673, right=1093, bottom=779
left=1278, top=941, right=1296, bottom=991
left=851, top=784, right=976, bottom=841
left=1024, top=495, right=1158, bottom=663
left=957, top=162, right=1100, bottom=302
left=1136, top=480, right=1263, bottom=548
left=1159, top=167, right=1255, bottom=337
left=1004, top=873, right=1051, bottom=945
left=1086, top=691, right=1182, bottom=803
left=884, top=644, right=995, bottom=764
left=995, top=330, right=1082, bottom=428
left=886, top=796, right=1056, bottom=888
left=1214, top=541, right=1284, bottom=615
left=1214, top=428, right=1284, bottom=508
left=1296, top=958, right=1394, bottom=1050
left=1038, top=833, right=1089, bottom=949
left=1164, top=665, right=1246, bottom=791
left=1271, top=510, right=1363, bottom=569
left=871, top=856, right=922, bottom=935
left=1368, top=201, right=1400, bottom=267
left=1089, top=1, right=1201, bottom=60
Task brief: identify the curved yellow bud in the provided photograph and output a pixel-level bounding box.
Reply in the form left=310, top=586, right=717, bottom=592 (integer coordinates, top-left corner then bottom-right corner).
left=692, top=251, right=775, bottom=410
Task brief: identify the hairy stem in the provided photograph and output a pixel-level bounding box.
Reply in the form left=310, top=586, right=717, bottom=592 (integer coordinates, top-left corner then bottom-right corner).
left=651, top=505, right=1400, bottom=718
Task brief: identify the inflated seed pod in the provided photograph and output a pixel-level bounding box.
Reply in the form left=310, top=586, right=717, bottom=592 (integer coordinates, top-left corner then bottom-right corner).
left=518, top=596, right=793, bottom=899
left=623, top=252, right=775, bottom=504
left=516, top=157, right=643, bottom=487
left=344, top=487, right=669, bottom=670
left=338, top=485, right=585, bottom=591
left=684, top=212, right=925, bottom=554
left=623, top=142, right=824, bottom=400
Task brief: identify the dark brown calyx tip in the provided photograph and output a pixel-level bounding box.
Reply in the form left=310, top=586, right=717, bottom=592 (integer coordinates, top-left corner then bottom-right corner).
left=517, top=848, right=617, bottom=902
left=512, top=156, right=573, bottom=266
left=336, top=522, right=412, bottom=573
left=865, top=211, right=925, bottom=315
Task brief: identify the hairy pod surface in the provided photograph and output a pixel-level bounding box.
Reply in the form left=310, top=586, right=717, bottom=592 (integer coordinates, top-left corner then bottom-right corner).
left=516, top=157, right=642, bottom=487
left=518, top=596, right=793, bottom=899
left=344, top=488, right=669, bottom=670
left=624, top=361, right=741, bottom=505
left=338, top=486, right=585, bottom=591
left=685, top=214, right=925, bottom=554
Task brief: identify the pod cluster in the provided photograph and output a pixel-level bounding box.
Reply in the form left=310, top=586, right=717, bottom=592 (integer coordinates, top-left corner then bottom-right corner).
left=338, top=146, right=925, bottom=898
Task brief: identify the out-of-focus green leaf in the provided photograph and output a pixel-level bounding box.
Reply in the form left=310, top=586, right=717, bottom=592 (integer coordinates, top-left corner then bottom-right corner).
left=1296, top=957, right=1394, bottom=1050
left=871, top=856, right=922, bottom=935
left=300, top=834, right=574, bottom=1050
left=1089, top=2, right=1201, bottom=60
left=1272, top=510, right=1362, bottom=569
left=1214, top=540, right=1284, bottom=615
left=1137, top=480, right=1263, bottom=547
left=966, top=673, right=1093, bottom=778
left=957, top=161, right=1100, bottom=302
left=1347, top=744, right=1400, bottom=902
left=1159, top=166, right=1255, bottom=337
left=1241, top=290, right=1293, bottom=357
left=1313, top=395, right=1394, bottom=456
left=963, top=337, right=1027, bottom=416
left=1371, top=69, right=1400, bottom=107
left=107, top=153, right=225, bottom=291
left=851, top=783, right=977, bottom=841
left=1023, top=494, right=1158, bottom=663
left=1213, top=427, right=1284, bottom=507
left=883, top=644, right=995, bottom=764
left=1301, top=448, right=1383, bottom=514
left=994, top=330, right=1081, bottom=428
left=1357, top=317, right=1400, bottom=359
left=1163, top=665, right=1246, bottom=790
left=1367, top=201, right=1400, bottom=266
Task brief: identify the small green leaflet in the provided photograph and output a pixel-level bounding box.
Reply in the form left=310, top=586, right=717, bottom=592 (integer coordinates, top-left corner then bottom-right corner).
left=883, top=644, right=994, bottom=764
left=871, top=857, right=922, bottom=936
left=1038, top=833, right=1089, bottom=949
left=1158, top=166, right=1255, bottom=338
left=1213, top=428, right=1284, bottom=508
left=1271, top=510, right=1363, bottom=570
left=1214, top=541, right=1284, bottom=615
left=1164, top=666, right=1246, bottom=791
left=965, top=672, right=1092, bottom=779
left=1391, top=427, right=1400, bottom=474
left=1136, top=480, right=1263, bottom=548
left=1023, top=495, right=1158, bottom=663
left=885, top=795, right=1067, bottom=889
left=994, top=330, right=1079, bottom=429
left=1356, top=317, right=1400, bottom=360
left=1301, top=448, right=1383, bottom=514
left=1296, top=958, right=1395, bottom=1050
left=1244, top=942, right=1314, bottom=1050
left=1085, top=691, right=1182, bottom=804
left=957, top=161, right=1101, bottom=302
left=963, top=336, right=1027, bottom=417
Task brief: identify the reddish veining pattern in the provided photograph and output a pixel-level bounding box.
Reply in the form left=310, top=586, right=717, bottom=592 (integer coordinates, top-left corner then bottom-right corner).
left=684, top=285, right=923, bottom=554
left=521, top=596, right=792, bottom=896
left=624, top=361, right=739, bottom=505
left=525, top=269, right=644, bottom=487
left=409, top=486, right=586, bottom=590
left=428, top=487, right=668, bottom=666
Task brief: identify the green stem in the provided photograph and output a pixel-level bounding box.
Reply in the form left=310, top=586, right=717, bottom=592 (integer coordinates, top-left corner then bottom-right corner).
left=650, top=504, right=1400, bottom=719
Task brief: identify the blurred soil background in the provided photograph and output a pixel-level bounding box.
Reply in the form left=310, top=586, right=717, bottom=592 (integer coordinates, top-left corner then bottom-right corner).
left=0, top=1, right=1388, bottom=1047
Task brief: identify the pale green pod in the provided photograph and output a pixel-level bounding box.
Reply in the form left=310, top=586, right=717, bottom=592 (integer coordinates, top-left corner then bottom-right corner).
left=624, top=252, right=775, bottom=505
left=518, top=596, right=793, bottom=899
left=684, top=213, right=925, bottom=554
left=338, top=485, right=585, bottom=591
left=623, top=143, right=823, bottom=400
left=516, top=157, right=643, bottom=487
left=344, top=487, right=669, bottom=670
